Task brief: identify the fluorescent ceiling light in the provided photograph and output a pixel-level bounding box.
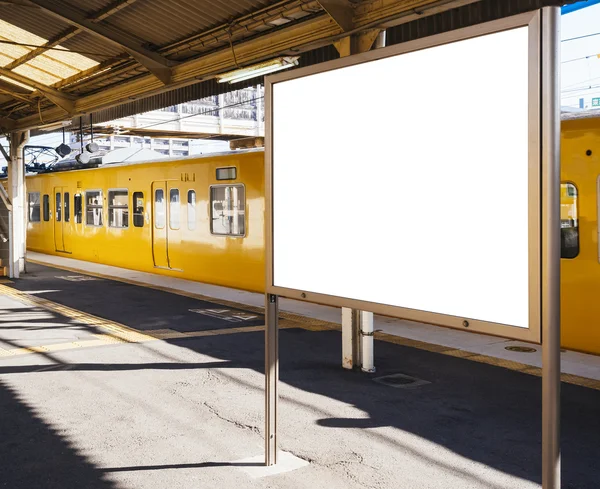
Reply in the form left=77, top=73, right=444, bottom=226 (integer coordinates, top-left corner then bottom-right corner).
left=217, top=56, right=299, bottom=84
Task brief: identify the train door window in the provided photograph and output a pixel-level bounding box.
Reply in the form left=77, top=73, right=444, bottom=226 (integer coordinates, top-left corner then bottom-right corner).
left=561, top=182, right=579, bottom=259
left=169, top=188, right=180, bottom=230
left=187, top=190, right=196, bottom=230
left=55, top=193, right=61, bottom=222
left=210, top=185, right=245, bottom=236
left=28, top=192, right=40, bottom=222
left=64, top=192, right=70, bottom=222
left=85, top=190, right=103, bottom=226
left=133, top=192, right=144, bottom=227
left=43, top=194, right=49, bottom=221
left=108, top=189, right=129, bottom=228
left=154, top=189, right=165, bottom=229
left=74, top=194, right=82, bottom=223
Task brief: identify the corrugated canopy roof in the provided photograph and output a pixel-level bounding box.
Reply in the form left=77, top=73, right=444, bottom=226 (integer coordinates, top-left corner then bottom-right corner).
left=0, top=0, right=565, bottom=133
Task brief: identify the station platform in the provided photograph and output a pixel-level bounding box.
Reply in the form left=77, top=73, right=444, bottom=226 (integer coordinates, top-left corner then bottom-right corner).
left=24, top=251, right=600, bottom=385
left=0, top=254, right=598, bottom=488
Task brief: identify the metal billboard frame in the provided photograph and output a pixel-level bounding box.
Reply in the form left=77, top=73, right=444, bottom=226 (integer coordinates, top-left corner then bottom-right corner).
left=263, top=7, right=560, bottom=489
left=266, top=10, right=541, bottom=342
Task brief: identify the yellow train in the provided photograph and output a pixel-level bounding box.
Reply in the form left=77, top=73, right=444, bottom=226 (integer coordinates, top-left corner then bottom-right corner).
left=20, top=114, right=600, bottom=355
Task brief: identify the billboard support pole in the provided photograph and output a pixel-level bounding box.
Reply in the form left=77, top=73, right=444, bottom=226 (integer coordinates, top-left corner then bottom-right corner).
left=265, top=293, right=279, bottom=466
left=541, top=6, right=561, bottom=489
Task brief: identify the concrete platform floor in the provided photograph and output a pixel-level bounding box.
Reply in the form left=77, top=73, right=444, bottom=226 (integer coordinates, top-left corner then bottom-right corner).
left=0, top=262, right=598, bottom=488
left=27, top=251, right=600, bottom=382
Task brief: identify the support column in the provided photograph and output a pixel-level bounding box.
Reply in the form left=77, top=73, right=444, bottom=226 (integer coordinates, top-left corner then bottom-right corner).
left=541, top=7, right=561, bottom=489
left=8, top=130, right=29, bottom=278
left=265, top=293, right=279, bottom=466
left=337, top=29, right=383, bottom=371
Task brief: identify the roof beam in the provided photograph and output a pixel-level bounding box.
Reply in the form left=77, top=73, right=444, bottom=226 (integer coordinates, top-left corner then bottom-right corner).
left=0, top=67, right=75, bottom=113
left=0, top=81, right=36, bottom=106
left=6, top=0, right=138, bottom=72
left=317, top=0, right=354, bottom=32
left=52, top=53, right=131, bottom=90
left=91, top=0, right=139, bottom=23
left=25, top=0, right=174, bottom=84
left=4, top=27, right=79, bottom=71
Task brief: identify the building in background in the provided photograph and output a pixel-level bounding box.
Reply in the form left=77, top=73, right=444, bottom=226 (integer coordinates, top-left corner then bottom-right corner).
left=1, top=86, right=264, bottom=163
left=70, top=86, right=264, bottom=157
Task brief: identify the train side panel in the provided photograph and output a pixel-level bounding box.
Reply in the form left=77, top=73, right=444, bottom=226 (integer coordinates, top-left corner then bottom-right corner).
left=561, top=117, right=600, bottom=354
left=26, top=151, right=265, bottom=292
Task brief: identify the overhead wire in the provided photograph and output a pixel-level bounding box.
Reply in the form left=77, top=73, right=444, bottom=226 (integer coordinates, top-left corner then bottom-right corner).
left=562, top=31, right=600, bottom=43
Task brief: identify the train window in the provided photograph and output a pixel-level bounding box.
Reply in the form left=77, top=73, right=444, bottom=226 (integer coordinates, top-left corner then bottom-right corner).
left=55, top=193, right=61, bottom=222
left=85, top=190, right=103, bottom=226
left=210, top=185, right=245, bottom=236
left=187, top=190, right=196, bottom=230
left=561, top=182, right=579, bottom=259
left=28, top=192, right=40, bottom=222
left=108, top=189, right=129, bottom=228
left=133, top=192, right=144, bottom=227
left=169, top=188, right=180, bottom=230
left=154, top=189, right=165, bottom=229
left=64, top=193, right=70, bottom=222
left=74, top=194, right=82, bottom=223
left=43, top=194, right=49, bottom=221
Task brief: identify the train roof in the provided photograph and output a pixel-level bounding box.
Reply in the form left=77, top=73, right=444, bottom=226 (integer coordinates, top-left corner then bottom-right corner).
left=25, top=146, right=264, bottom=176
left=102, top=146, right=263, bottom=168
left=561, top=109, right=600, bottom=122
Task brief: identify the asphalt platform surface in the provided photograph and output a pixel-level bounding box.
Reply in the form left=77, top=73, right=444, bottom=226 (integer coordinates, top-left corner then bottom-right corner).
left=0, top=262, right=598, bottom=489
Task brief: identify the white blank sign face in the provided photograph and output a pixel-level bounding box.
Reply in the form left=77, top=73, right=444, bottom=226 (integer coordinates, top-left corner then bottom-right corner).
left=272, top=27, right=530, bottom=328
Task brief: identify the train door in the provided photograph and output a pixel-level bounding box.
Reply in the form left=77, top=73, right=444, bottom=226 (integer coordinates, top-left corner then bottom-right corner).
left=53, top=187, right=71, bottom=253
left=151, top=181, right=169, bottom=268
left=165, top=182, right=182, bottom=271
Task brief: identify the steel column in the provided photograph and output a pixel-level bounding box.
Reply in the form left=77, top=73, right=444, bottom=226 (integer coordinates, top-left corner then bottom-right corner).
left=265, top=293, right=279, bottom=466
left=8, top=130, right=29, bottom=278
left=541, top=7, right=561, bottom=489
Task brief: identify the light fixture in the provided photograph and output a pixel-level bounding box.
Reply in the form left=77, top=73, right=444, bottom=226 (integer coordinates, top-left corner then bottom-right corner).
left=216, top=57, right=299, bottom=84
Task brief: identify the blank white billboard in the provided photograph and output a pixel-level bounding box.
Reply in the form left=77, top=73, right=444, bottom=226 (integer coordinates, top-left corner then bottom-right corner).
left=270, top=23, right=537, bottom=331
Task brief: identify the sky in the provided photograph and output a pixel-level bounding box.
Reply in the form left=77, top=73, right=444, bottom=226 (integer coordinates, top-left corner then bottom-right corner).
left=561, top=1, right=600, bottom=109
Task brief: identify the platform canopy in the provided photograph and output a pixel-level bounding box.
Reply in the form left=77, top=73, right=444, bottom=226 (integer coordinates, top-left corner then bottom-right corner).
left=0, top=0, right=568, bottom=134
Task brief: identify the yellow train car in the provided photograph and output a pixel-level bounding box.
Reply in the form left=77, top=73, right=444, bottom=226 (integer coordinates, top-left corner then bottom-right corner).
left=18, top=115, right=600, bottom=355
left=25, top=149, right=265, bottom=292
left=560, top=114, right=600, bottom=354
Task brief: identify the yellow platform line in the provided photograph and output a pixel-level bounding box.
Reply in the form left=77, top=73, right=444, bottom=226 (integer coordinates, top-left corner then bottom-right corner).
left=0, top=283, right=280, bottom=358
left=21, top=259, right=600, bottom=391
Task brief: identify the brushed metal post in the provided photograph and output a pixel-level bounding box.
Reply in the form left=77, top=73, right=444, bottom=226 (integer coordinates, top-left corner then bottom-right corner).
left=265, top=293, right=279, bottom=466
left=541, top=7, right=561, bottom=489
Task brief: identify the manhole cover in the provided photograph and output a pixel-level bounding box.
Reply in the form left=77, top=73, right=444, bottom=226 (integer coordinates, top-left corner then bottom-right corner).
left=505, top=346, right=537, bottom=353
left=373, top=373, right=430, bottom=389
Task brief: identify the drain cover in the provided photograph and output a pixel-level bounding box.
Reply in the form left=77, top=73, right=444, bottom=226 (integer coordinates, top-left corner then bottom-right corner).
left=373, top=373, right=430, bottom=389
left=505, top=346, right=537, bottom=353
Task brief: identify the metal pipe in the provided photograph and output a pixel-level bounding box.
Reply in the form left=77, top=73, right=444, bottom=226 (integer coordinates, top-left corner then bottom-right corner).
left=265, top=293, right=279, bottom=466
left=541, top=7, right=561, bottom=489
left=360, top=311, right=375, bottom=373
